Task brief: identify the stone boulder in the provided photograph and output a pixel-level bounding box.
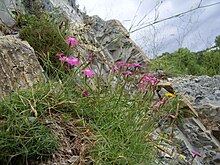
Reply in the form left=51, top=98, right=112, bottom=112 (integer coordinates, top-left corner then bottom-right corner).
left=70, top=15, right=151, bottom=73
left=0, top=35, right=44, bottom=97
left=0, top=0, right=17, bottom=27
left=86, top=16, right=150, bottom=66
left=173, top=75, right=220, bottom=165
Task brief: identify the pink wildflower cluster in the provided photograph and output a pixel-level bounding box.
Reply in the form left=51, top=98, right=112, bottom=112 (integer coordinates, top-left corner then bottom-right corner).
left=80, top=69, right=95, bottom=77
left=142, top=74, right=157, bottom=85
left=66, top=37, right=78, bottom=46
left=56, top=37, right=96, bottom=97
left=56, top=37, right=95, bottom=78
left=57, top=54, right=80, bottom=66
left=138, top=74, right=158, bottom=90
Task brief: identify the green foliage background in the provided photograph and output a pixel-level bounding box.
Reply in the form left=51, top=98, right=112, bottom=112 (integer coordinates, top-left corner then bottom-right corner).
left=151, top=41, right=220, bottom=76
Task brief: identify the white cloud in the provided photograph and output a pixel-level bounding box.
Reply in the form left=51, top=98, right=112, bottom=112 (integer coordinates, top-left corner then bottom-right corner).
left=77, top=0, right=137, bottom=21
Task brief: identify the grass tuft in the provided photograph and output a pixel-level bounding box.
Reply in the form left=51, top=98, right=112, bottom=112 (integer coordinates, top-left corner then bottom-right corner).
left=0, top=89, right=59, bottom=164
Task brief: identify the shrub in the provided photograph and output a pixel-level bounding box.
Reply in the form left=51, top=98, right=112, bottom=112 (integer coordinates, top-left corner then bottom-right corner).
left=18, top=8, right=70, bottom=76
left=151, top=47, right=220, bottom=76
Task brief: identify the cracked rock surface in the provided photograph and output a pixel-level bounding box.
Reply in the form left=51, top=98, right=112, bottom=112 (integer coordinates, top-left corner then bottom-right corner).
left=173, top=75, right=220, bottom=165
left=0, top=35, right=44, bottom=97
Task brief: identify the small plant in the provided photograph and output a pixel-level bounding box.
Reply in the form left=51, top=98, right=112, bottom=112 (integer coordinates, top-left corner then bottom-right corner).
left=17, top=6, right=70, bottom=77
left=0, top=33, right=185, bottom=163
left=3, top=3, right=187, bottom=162
left=49, top=37, right=183, bottom=164
left=0, top=87, right=59, bottom=164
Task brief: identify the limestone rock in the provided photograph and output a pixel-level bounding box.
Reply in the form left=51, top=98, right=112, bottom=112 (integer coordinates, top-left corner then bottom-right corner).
left=32, top=0, right=82, bottom=23
left=71, top=15, right=151, bottom=73
left=173, top=75, right=220, bottom=131
left=0, top=35, right=44, bottom=97
left=0, top=0, right=82, bottom=28
left=0, top=0, right=17, bottom=27
left=173, top=75, right=220, bottom=165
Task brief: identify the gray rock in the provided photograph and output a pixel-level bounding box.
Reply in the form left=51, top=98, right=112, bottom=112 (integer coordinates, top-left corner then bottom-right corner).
left=0, top=35, right=44, bottom=97
left=213, top=153, right=220, bottom=164
left=214, top=90, right=220, bottom=97
left=0, top=0, right=16, bottom=26
left=78, top=15, right=150, bottom=72
left=174, top=76, right=220, bottom=165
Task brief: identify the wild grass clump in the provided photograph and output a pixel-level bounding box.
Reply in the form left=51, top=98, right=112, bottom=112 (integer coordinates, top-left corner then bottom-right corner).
left=3, top=4, right=188, bottom=163
left=0, top=87, right=58, bottom=164
left=19, top=13, right=69, bottom=55
left=42, top=38, right=182, bottom=164
left=0, top=72, right=83, bottom=164
left=0, top=34, right=184, bottom=164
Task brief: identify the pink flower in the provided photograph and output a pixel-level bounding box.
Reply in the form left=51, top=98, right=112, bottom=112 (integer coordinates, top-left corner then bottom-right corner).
left=81, top=69, right=95, bottom=77
left=66, top=56, right=80, bottom=66
left=56, top=53, right=64, bottom=57
left=152, top=106, right=159, bottom=110
left=142, top=74, right=154, bottom=82
left=82, top=90, right=89, bottom=97
left=122, top=71, right=133, bottom=75
left=157, top=99, right=164, bottom=104
left=66, top=37, right=78, bottom=46
left=59, top=56, right=67, bottom=61
left=89, top=54, right=94, bottom=60
left=151, top=79, right=157, bottom=85
left=115, top=62, right=128, bottom=67
left=191, top=150, right=202, bottom=157
left=138, top=83, right=145, bottom=89
left=128, top=63, right=142, bottom=67
left=142, top=74, right=157, bottom=85
left=168, top=114, right=176, bottom=119
left=112, top=67, right=118, bottom=71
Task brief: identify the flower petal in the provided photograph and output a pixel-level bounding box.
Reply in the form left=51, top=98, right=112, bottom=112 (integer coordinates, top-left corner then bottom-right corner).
left=66, top=37, right=78, bottom=46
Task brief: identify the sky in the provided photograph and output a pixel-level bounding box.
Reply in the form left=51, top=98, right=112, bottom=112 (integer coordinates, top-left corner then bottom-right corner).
left=76, top=0, right=220, bottom=58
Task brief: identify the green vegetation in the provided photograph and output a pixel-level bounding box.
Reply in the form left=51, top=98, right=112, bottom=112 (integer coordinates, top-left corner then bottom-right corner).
left=1, top=4, right=199, bottom=164
left=0, top=84, right=60, bottom=165
left=0, top=61, right=181, bottom=164
left=1, top=16, right=181, bottom=163
left=17, top=6, right=70, bottom=76
left=151, top=37, right=220, bottom=76
left=215, top=35, right=220, bottom=48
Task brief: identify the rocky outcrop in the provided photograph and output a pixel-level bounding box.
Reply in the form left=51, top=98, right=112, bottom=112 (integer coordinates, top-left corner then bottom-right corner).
left=174, top=76, right=220, bottom=165
left=0, top=0, right=151, bottom=93
left=68, top=15, right=151, bottom=75
left=0, top=0, right=16, bottom=27
left=82, top=16, right=151, bottom=69
left=0, top=1, right=220, bottom=165
left=1, top=0, right=150, bottom=72
left=0, top=35, right=44, bottom=97
left=0, top=0, right=81, bottom=25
